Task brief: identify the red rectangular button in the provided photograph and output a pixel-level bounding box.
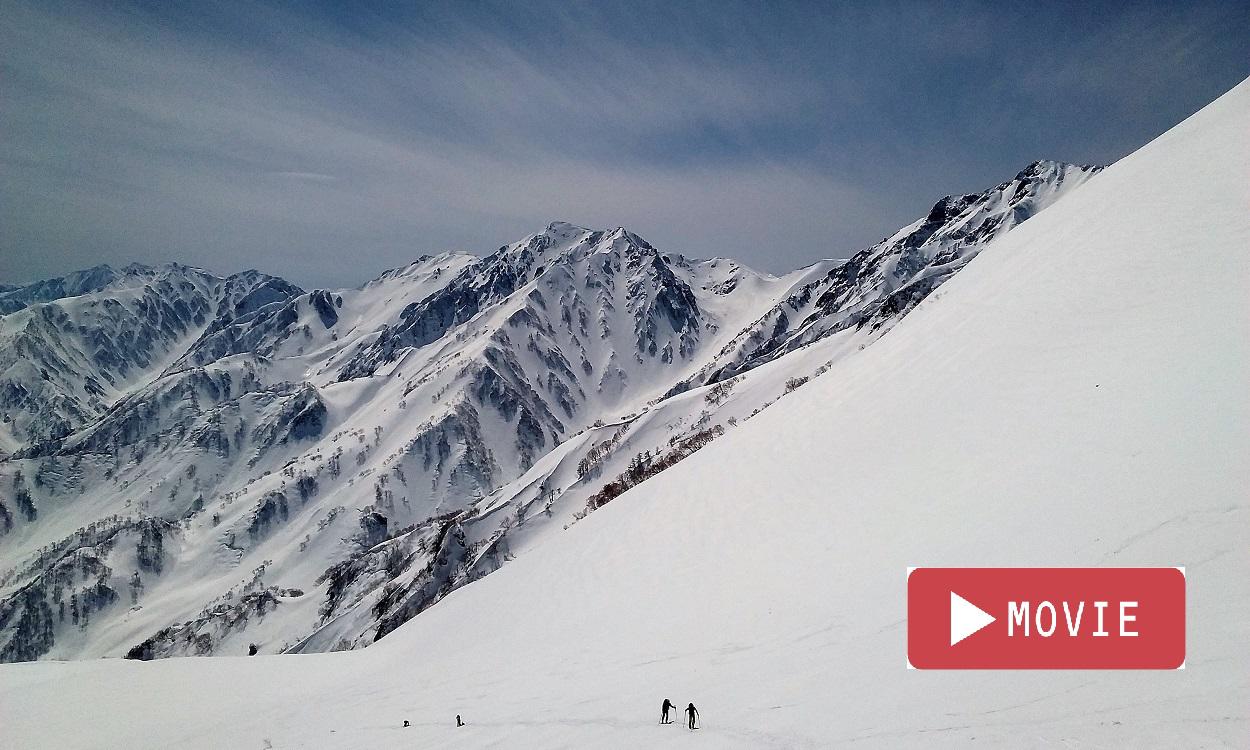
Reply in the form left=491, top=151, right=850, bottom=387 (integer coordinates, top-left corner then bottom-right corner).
left=907, top=567, right=1185, bottom=669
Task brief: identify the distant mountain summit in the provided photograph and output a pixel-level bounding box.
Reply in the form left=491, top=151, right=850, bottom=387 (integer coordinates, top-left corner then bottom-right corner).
left=0, top=161, right=1097, bottom=662
left=0, top=264, right=121, bottom=314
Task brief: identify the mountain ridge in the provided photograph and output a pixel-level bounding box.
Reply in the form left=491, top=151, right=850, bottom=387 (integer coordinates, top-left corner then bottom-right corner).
left=0, top=159, right=1098, bottom=662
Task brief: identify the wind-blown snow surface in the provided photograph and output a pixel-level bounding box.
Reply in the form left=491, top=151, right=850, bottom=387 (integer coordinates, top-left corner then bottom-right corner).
left=5, top=78, right=1249, bottom=748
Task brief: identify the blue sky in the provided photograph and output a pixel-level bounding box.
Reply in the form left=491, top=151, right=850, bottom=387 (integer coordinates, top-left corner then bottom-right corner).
left=2, top=0, right=1248, bottom=288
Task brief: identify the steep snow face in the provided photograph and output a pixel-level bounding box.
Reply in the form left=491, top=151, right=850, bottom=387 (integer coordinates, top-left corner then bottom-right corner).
left=0, top=161, right=1090, bottom=665
left=681, top=160, right=1101, bottom=387
left=3, top=74, right=1242, bottom=750
left=0, top=264, right=301, bottom=455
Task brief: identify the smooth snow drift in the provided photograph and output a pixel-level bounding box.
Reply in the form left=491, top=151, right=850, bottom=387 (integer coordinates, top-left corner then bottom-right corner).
left=3, top=78, right=1248, bottom=748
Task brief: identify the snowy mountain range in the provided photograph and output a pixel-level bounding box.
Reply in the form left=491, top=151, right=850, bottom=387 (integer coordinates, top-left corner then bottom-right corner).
left=3, top=74, right=1248, bottom=750
left=0, top=160, right=1100, bottom=662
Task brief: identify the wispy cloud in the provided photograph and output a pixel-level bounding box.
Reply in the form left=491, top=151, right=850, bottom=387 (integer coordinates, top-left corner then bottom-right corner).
left=265, top=172, right=337, bottom=183
left=1, top=0, right=1246, bottom=287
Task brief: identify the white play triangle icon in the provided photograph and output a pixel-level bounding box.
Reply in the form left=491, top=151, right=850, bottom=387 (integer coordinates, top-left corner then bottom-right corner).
left=950, top=591, right=996, bottom=646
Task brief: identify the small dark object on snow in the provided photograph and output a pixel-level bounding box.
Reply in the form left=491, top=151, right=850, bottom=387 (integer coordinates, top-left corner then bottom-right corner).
left=456, top=714, right=464, bottom=727
left=686, top=703, right=699, bottom=730
left=248, top=643, right=258, bottom=656
left=660, top=698, right=676, bottom=724
left=403, top=720, right=410, bottom=728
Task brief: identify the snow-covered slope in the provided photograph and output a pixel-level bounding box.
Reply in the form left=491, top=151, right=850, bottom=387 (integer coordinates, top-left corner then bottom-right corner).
left=0, top=161, right=1108, bottom=664
left=2, top=75, right=1244, bottom=748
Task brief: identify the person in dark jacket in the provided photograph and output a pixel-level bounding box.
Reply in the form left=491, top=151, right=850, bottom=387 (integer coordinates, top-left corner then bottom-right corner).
left=685, top=703, right=699, bottom=730
left=660, top=698, right=676, bottom=724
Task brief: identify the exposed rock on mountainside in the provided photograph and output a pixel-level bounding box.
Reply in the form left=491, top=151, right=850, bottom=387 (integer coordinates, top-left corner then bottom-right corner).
left=0, top=162, right=1096, bottom=662
left=675, top=160, right=1101, bottom=389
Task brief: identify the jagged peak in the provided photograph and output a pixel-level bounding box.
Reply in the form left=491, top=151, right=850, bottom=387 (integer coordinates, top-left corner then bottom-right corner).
left=915, top=161, right=1104, bottom=232
left=222, top=268, right=286, bottom=287
left=370, top=252, right=474, bottom=284
left=118, top=261, right=212, bottom=279
left=2, top=263, right=116, bottom=291
left=534, top=222, right=657, bottom=254
left=543, top=220, right=592, bottom=238
left=924, top=193, right=980, bottom=225
left=495, top=222, right=662, bottom=270
left=1012, top=159, right=1104, bottom=183
left=66, top=263, right=116, bottom=279
left=11, top=262, right=295, bottom=294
